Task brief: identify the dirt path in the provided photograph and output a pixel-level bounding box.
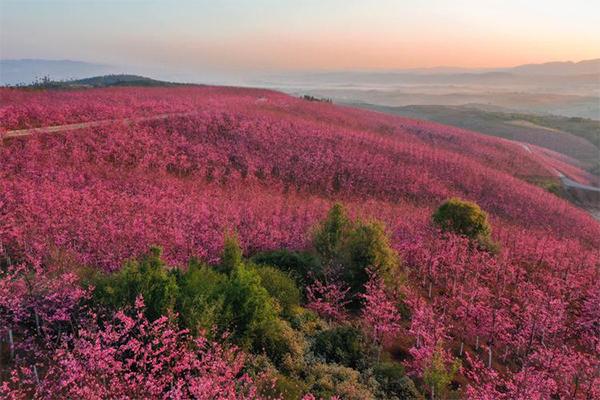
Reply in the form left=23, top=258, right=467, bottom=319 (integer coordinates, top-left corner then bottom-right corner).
left=2, top=112, right=194, bottom=139
left=520, top=143, right=600, bottom=192
left=517, top=143, right=600, bottom=219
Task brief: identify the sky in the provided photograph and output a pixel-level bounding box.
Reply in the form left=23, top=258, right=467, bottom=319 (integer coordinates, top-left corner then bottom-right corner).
left=1, top=0, right=599, bottom=75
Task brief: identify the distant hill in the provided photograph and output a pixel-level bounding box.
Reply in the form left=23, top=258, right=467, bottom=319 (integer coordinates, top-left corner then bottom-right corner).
left=506, top=59, right=600, bottom=75
left=0, top=59, right=117, bottom=85
left=69, top=74, right=184, bottom=87
left=9, top=74, right=185, bottom=89
left=374, top=58, right=600, bottom=75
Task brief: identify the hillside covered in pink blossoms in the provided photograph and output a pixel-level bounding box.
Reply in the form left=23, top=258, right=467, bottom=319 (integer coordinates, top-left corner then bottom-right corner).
left=1, top=86, right=598, bottom=399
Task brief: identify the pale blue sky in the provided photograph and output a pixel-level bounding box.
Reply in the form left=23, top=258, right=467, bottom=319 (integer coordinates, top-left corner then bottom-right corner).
left=1, top=0, right=599, bottom=72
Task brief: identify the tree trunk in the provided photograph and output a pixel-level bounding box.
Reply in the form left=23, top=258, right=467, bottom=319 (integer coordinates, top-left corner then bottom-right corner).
left=8, top=328, right=14, bottom=360
left=34, top=309, right=41, bottom=335
left=487, top=345, right=493, bottom=368
left=33, top=364, right=40, bottom=385
left=459, top=341, right=464, bottom=356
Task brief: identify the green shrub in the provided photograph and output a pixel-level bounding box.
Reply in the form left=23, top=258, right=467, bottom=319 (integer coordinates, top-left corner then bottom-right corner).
left=476, top=234, right=501, bottom=255
left=432, top=198, right=491, bottom=240
left=220, top=264, right=279, bottom=349
left=270, top=374, right=306, bottom=400
left=432, top=198, right=501, bottom=254
left=219, top=263, right=306, bottom=372
left=373, top=362, right=420, bottom=400
left=312, top=325, right=369, bottom=370
left=219, top=232, right=243, bottom=274
left=306, top=362, right=375, bottom=400
left=341, top=220, right=400, bottom=299
left=175, top=259, right=227, bottom=334
left=253, top=264, right=301, bottom=318
left=251, top=249, right=321, bottom=284
left=288, top=307, right=328, bottom=335
left=260, top=319, right=307, bottom=374
left=312, top=203, right=352, bottom=266
left=92, top=246, right=179, bottom=321
left=310, top=204, right=401, bottom=306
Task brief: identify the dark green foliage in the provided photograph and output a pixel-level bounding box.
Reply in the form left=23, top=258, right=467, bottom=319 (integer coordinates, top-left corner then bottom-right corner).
left=91, top=246, right=179, bottom=321
left=373, top=362, right=421, bottom=400
left=306, top=363, right=375, bottom=400
left=219, top=232, right=243, bottom=274
left=432, top=198, right=501, bottom=254
left=268, top=374, right=306, bottom=400
left=89, top=244, right=304, bottom=371
left=544, top=181, right=564, bottom=197
left=219, top=265, right=305, bottom=372
left=17, top=74, right=186, bottom=89
left=220, top=264, right=279, bottom=349
left=341, top=220, right=400, bottom=298
left=175, top=259, right=227, bottom=334
left=312, top=203, right=352, bottom=266
left=302, top=95, right=333, bottom=103
left=83, top=235, right=417, bottom=397
left=433, top=198, right=491, bottom=240
left=259, top=320, right=306, bottom=374
left=312, top=325, right=369, bottom=370
left=251, top=249, right=321, bottom=284
left=310, top=204, right=401, bottom=308
left=253, top=265, right=301, bottom=318
left=288, top=307, right=328, bottom=335
left=476, top=234, right=501, bottom=255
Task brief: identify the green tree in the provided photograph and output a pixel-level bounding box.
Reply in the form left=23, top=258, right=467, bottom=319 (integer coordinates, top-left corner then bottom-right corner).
left=220, top=264, right=305, bottom=372
left=175, top=259, right=227, bottom=334
left=253, top=264, right=301, bottom=318
left=423, top=346, right=460, bottom=400
left=312, top=203, right=352, bottom=266
left=251, top=249, right=321, bottom=284
left=310, top=204, right=401, bottom=307
left=341, top=220, right=400, bottom=297
left=312, top=325, right=369, bottom=369
left=220, top=264, right=279, bottom=348
left=432, top=198, right=491, bottom=240
left=219, top=232, right=243, bottom=274
left=373, top=362, right=420, bottom=400
left=91, top=246, right=179, bottom=321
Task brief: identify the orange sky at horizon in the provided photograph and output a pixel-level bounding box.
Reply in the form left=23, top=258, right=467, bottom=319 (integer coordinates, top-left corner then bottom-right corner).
left=2, top=0, right=599, bottom=72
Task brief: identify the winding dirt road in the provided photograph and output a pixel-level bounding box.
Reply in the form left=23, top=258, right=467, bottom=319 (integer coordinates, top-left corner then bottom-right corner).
left=1, top=112, right=194, bottom=139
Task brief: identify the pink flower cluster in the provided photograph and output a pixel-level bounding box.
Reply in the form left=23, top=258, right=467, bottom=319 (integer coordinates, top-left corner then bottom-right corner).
left=360, top=269, right=401, bottom=346
left=306, top=278, right=350, bottom=322
left=2, top=296, right=261, bottom=399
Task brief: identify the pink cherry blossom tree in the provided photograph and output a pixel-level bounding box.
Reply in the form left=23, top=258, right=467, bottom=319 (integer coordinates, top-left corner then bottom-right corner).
left=305, top=277, right=350, bottom=322
left=360, top=268, right=401, bottom=359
